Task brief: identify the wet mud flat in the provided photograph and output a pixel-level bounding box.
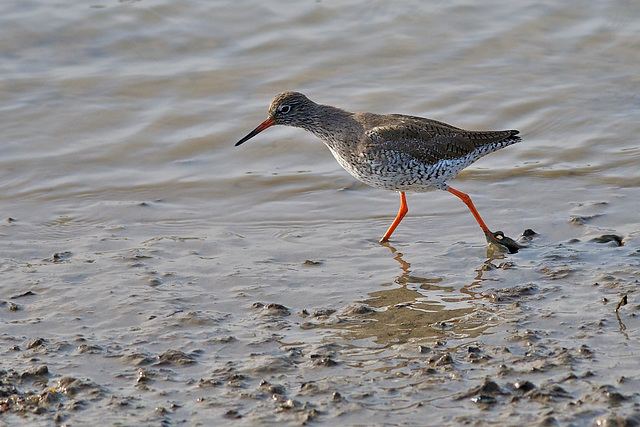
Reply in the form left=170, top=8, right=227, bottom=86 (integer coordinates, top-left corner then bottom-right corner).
left=1, top=215, right=639, bottom=426
left=1, top=0, right=640, bottom=424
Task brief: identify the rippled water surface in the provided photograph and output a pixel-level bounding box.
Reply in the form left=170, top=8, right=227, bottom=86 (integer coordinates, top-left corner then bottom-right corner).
left=1, top=1, right=639, bottom=425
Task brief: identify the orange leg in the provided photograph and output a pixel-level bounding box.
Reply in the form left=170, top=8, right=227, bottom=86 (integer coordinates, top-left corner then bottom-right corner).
left=380, top=191, right=408, bottom=243
left=447, top=187, right=491, bottom=232
left=447, top=186, right=505, bottom=245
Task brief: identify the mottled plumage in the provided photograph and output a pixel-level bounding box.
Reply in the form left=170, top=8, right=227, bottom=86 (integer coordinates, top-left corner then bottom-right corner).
left=236, top=91, right=521, bottom=249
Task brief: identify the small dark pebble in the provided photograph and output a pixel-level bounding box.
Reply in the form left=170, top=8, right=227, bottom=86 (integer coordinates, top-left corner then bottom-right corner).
left=224, top=410, right=242, bottom=419
left=148, top=278, right=162, bottom=286
left=25, top=337, right=45, bottom=349
left=522, top=229, right=537, bottom=237
left=252, top=302, right=291, bottom=316
left=259, top=380, right=285, bottom=395
left=279, top=399, right=300, bottom=410
left=468, top=346, right=480, bottom=354
left=478, top=379, right=502, bottom=395
left=605, top=391, right=627, bottom=403
left=591, top=234, right=623, bottom=246
left=137, top=370, right=151, bottom=383
left=300, top=382, right=320, bottom=393
left=513, top=380, right=536, bottom=392
left=578, top=345, right=594, bottom=357
left=50, top=251, right=72, bottom=262
left=332, top=391, right=342, bottom=402
left=77, top=344, right=103, bottom=354
left=263, top=303, right=291, bottom=316
left=302, top=260, right=322, bottom=266
left=471, top=395, right=497, bottom=405
left=456, top=378, right=506, bottom=400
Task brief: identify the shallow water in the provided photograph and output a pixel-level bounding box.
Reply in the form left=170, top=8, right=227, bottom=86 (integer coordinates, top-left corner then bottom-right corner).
left=1, top=1, right=639, bottom=425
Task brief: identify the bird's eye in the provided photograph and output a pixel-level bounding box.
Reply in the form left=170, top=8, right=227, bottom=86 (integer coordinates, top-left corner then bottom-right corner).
left=279, top=105, right=291, bottom=114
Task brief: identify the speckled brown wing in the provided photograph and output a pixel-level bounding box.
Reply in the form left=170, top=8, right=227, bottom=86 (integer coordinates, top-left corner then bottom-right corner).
left=365, top=114, right=519, bottom=166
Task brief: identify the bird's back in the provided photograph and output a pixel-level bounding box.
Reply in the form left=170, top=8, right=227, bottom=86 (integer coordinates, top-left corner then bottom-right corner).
left=362, top=113, right=519, bottom=163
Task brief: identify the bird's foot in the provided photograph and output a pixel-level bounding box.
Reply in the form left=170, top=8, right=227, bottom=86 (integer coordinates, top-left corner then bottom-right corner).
left=484, top=230, right=524, bottom=254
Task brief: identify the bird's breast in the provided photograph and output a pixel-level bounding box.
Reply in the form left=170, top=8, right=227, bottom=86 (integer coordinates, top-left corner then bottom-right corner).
left=324, top=145, right=445, bottom=192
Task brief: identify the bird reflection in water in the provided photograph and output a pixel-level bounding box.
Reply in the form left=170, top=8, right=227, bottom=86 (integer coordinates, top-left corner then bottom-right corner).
left=328, top=243, right=505, bottom=345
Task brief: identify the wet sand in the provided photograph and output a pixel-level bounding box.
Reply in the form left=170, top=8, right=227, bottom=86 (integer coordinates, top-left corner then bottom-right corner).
left=1, top=1, right=639, bottom=425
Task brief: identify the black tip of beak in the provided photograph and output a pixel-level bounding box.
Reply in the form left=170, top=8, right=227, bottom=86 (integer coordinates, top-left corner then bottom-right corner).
left=235, top=118, right=275, bottom=146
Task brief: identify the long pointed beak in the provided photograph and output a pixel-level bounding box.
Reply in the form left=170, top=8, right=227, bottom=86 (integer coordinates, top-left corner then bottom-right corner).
left=235, top=118, right=275, bottom=146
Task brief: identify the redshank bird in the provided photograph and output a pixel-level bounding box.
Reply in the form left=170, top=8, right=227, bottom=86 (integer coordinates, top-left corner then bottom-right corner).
left=235, top=92, right=521, bottom=250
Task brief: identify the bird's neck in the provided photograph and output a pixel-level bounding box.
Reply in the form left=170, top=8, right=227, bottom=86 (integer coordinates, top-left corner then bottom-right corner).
left=302, top=105, right=361, bottom=150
